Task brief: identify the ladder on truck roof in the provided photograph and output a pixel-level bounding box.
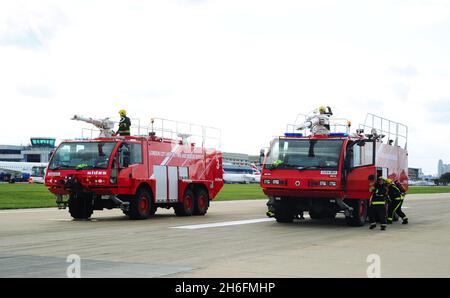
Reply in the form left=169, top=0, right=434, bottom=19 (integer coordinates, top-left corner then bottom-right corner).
left=145, top=118, right=221, bottom=149
left=358, top=113, right=408, bottom=150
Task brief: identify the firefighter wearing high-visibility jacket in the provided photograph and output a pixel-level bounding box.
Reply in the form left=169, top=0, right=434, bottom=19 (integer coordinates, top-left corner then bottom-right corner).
left=386, top=178, right=408, bottom=224
left=369, top=176, right=389, bottom=230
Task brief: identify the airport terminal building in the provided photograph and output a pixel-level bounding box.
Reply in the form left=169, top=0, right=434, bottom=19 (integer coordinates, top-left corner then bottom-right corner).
left=0, top=138, right=56, bottom=163
left=222, top=152, right=252, bottom=167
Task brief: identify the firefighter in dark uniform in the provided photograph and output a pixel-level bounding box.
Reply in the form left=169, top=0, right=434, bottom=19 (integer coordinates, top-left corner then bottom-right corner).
left=386, top=178, right=408, bottom=224
left=117, top=109, right=131, bottom=136
left=369, top=176, right=389, bottom=230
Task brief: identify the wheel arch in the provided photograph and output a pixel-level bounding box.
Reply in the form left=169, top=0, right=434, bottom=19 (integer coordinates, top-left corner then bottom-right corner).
left=135, top=182, right=154, bottom=202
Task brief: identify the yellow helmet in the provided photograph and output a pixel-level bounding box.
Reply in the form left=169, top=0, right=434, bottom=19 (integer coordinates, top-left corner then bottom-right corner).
left=319, top=106, right=326, bottom=114
left=386, top=178, right=393, bottom=184
left=119, top=109, right=127, bottom=117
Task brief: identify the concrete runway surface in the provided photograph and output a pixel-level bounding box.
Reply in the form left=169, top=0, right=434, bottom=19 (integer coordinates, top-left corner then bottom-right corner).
left=0, top=194, right=449, bottom=278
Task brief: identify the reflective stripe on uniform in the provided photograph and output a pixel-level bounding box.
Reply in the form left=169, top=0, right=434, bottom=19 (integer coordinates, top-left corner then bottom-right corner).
left=371, top=201, right=386, bottom=205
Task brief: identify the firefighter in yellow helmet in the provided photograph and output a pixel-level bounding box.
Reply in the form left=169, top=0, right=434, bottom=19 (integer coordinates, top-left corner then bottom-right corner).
left=318, top=105, right=333, bottom=131
left=116, top=109, right=131, bottom=136
left=386, top=178, right=408, bottom=224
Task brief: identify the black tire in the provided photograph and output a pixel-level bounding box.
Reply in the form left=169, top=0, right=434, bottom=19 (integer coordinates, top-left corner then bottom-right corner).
left=345, top=199, right=368, bottom=227
left=193, top=188, right=209, bottom=216
left=68, top=193, right=94, bottom=219
left=274, top=201, right=294, bottom=223
left=149, top=204, right=157, bottom=216
left=174, top=188, right=195, bottom=216
left=129, top=188, right=153, bottom=220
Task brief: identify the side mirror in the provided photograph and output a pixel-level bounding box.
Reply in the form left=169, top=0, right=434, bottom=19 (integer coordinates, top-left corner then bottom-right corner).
left=259, top=148, right=265, bottom=165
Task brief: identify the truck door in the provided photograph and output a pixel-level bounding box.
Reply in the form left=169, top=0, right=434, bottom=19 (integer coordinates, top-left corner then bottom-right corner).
left=344, top=140, right=376, bottom=199
left=117, top=142, right=144, bottom=190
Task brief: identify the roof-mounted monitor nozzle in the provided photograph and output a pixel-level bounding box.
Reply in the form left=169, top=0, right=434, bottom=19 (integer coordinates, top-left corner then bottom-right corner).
left=296, top=112, right=331, bottom=135
left=72, top=115, right=115, bottom=138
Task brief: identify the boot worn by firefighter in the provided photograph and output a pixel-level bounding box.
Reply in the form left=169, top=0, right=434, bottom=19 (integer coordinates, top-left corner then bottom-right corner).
left=381, top=224, right=387, bottom=231
left=266, top=210, right=275, bottom=218
left=369, top=223, right=376, bottom=229
left=387, top=218, right=393, bottom=224
left=402, top=217, right=409, bottom=224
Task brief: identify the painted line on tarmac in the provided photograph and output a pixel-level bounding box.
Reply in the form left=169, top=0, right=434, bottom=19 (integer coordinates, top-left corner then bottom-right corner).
left=171, top=218, right=276, bottom=230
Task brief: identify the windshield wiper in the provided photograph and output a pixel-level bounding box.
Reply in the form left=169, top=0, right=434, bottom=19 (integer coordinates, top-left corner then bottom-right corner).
left=296, top=166, right=319, bottom=170
left=267, top=163, right=303, bottom=169
left=278, top=164, right=300, bottom=169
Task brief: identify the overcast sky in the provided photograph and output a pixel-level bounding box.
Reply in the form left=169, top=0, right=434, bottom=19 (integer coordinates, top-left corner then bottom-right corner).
left=1, top=0, right=449, bottom=175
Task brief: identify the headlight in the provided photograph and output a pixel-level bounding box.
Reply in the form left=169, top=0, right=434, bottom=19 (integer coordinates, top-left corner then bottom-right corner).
left=272, top=179, right=280, bottom=185
left=329, top=181, right=337, bottom=187
left=263, top=179, right=271, bottom=184
left=319, top=181, right=327, bottom=186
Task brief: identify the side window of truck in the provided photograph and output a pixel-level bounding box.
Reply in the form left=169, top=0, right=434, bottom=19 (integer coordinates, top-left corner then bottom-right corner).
left=119, top=143, right=131, bottom=168
left=130, top=143, right=143, bottom=164
left=351, top=141, right=374, bottom=167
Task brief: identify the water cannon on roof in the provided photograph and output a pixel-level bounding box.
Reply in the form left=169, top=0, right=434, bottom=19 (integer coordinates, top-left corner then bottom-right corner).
left=71, top=115, right=115, bottom=138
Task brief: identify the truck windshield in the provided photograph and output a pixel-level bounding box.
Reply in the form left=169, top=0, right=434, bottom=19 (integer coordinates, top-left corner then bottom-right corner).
left=49, top=142, right=116, bottom=170
left=265, top=139, right=343, bottom=170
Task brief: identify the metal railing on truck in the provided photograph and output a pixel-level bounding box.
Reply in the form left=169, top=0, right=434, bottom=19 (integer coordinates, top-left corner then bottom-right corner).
left=358, top=113, right=408, bottom=150
left=79, top=117, right=221, bottom=149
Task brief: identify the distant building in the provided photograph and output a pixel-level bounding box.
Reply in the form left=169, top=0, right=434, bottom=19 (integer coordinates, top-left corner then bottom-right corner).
left=438, top=159, right=450, bottom=177
left=0, top=138, right=56, bottom=163
left=0, top=145, right=23, bottom=162
left=222, top=152, right=250, bottom=167
left=249, top=155, right=262, bottom=166
left=408, top=168, right=424, bottom=181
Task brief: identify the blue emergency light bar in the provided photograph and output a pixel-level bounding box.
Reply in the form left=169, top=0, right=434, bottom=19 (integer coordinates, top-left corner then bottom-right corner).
left=284, top=133, right=303, bottom=137
left=329, top=133, right=348, bottom=137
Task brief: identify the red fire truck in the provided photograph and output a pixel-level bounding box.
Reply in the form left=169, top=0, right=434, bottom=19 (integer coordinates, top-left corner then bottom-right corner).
left=44, top=117, right=223, bottom=220
left=260, top=112, right=408, bottom=226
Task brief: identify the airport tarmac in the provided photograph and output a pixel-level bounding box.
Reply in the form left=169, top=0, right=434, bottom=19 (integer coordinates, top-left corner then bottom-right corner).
left=0, top=194, right=449, bottom=278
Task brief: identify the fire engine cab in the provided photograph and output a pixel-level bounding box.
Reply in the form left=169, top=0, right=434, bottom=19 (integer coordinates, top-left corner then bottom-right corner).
left=45, top=116, right=223, bottom=220
left=260, top=110, right=408, bottom=226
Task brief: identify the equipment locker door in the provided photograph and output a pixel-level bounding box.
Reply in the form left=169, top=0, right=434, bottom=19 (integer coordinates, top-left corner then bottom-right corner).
left=344, top=140, right=376, bottom=199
